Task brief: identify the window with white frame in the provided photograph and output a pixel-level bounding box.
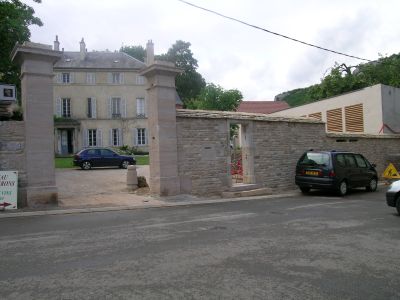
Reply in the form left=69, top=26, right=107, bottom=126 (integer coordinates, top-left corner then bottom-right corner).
left=111, top=97, right=121, bottom=118
left=87, top=129, right=97, bottom=147
left=136, top=75, right=145, bottom=85
left=86, top=72, right=96, bottom=84
left=87, top=97, right=96, bottom=118
left=61, top=98, right=71, bottom=118
left=62, top=72, right=71, bottom=83
left=136, top=98, right=145, bottom=117
left=136, top=128, right=147, bottom=146
left=110, top=72, right=123, bottom=84
left=110, top=128, right=122, bottom=146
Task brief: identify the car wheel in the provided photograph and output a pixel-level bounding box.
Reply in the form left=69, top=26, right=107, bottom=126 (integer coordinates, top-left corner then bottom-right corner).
left=366, top=178, right=377, bottom=192
left=81, top=161, right=92, bottom=170
left=338, top=180, right=347, bottom=196
left=121, top=160, right=130, bottom=169
left=396, top=196, right=400, bottom=216
left=300, top=187, right=310, bottom=194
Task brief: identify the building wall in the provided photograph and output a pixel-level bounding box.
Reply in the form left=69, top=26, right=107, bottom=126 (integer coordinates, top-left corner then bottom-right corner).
left=175, top=112, right=400, bottom=196
left=54, top=70, right=149, bottom=152
left=270, top=84, right=385, bottom=134
left=381, top=85, right=400, bottom=133
left=0, top=121, right=27, bottom=206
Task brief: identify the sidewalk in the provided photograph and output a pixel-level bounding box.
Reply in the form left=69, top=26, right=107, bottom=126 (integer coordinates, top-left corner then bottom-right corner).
left=0, top=192, right=298, bottom=218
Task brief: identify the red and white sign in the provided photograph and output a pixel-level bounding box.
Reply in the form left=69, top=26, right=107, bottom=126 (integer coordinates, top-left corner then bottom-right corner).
left=0, top=171, right=18, bottom=210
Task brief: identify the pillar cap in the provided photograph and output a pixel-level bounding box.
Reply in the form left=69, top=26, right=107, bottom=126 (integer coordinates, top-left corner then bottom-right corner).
left=139, top=60, right=183, bottom=78
left=11, top=42, right=62, bottom=65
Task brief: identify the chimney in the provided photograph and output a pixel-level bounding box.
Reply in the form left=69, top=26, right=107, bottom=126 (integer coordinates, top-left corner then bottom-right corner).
left=54, top=35, right=60, bottom=51
left=80, top=38, right=86, bottom=60
left=146, top=40, right=154, bottom=65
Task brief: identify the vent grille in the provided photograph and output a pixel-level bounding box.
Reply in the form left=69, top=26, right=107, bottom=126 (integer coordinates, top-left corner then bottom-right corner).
left=308, top=112, right=322, bottom=121
left=345, top=104, right=364, bottom=132
left=327, top=108, right=343, bottom=132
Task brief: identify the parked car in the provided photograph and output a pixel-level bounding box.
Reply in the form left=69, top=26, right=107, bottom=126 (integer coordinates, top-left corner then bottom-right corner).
left=295, top=150, right=378, bottom=196
left=386, top=180, right=400, bottom=215
left=73, top=148, right=136, bottom=170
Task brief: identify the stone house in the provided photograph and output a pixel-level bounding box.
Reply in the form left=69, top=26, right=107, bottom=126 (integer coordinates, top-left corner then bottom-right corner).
left=53, top=37, right=151, bottom=155
left=269, top=84, right=400, bottom=134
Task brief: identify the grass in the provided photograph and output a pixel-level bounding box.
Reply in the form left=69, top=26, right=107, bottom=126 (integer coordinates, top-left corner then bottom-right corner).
left=55, top=155, right=149, bottom=168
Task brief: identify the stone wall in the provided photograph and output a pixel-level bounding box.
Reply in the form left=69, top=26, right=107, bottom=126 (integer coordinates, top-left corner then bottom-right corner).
left=176, top=110, right=400, bottom=196
left=0, top=121, right=27, bottom=206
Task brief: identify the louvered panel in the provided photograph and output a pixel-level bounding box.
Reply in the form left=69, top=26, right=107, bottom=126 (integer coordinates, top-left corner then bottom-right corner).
left=308, top=112, right=322, bottom=121
left=345, top=104, right=364, bottom=132
left=326, top=108, right=343, bottom=132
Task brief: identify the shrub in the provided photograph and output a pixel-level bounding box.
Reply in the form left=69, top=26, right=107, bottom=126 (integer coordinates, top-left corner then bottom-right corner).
left=138, top=176, right=148, bottom=188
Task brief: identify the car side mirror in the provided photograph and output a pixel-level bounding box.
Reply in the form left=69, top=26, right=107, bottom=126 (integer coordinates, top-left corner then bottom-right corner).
left=372, top=163, right=377, bottom=168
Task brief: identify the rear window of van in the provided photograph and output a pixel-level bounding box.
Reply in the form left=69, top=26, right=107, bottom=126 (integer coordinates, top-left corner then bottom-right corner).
left=299, top=152, right=330, bottom=166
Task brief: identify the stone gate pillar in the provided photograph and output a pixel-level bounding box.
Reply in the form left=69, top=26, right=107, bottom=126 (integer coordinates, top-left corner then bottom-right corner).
left=140, top=61, right=182, bottom=196
left=11, top=42, right=61, bottom=207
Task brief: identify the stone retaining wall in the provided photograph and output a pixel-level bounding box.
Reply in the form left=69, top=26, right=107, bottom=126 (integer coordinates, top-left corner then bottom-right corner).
left=0, top=121, right=27, bottom=206
left=176, top=110, right=400, bottom=196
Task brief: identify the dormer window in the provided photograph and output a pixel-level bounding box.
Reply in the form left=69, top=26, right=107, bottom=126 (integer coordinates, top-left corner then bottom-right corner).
left=62, top=73, right=70, bottom=83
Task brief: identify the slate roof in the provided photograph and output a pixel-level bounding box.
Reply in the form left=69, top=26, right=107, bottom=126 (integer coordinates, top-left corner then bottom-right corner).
left=236, top=101, right=290, bottom=114
left=54, top=51, right=146, bottom=70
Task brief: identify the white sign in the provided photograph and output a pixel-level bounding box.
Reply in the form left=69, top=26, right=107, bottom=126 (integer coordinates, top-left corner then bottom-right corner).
left=0, top=171, right=18, bottom=210
left=0, top=84, right=16, bottom=102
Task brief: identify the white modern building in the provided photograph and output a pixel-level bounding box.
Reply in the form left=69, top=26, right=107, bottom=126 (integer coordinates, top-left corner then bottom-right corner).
left=270, top=84, right=400, bottom=134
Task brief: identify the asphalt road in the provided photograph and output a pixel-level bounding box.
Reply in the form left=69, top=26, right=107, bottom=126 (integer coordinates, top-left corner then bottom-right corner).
left=0, top=188, right=399, bottom=299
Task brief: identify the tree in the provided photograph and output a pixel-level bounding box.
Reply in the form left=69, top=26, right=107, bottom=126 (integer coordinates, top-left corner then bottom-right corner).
left=0, top=0, right=43, bottom=86
left=157, top=40, right=206, bottom=105
left=120, top=45, right=146, bottom=62
left=186, top=83, right=243, bottom=111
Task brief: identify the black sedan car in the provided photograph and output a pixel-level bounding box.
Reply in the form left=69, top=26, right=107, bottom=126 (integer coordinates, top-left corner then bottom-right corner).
left=73, top=148, right=136, bottom=170
left=386, top=180, right=400, bottom=215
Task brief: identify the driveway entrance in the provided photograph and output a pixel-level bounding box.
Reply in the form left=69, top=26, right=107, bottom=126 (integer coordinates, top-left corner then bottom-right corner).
left=55, top=166, right=156, bottom=208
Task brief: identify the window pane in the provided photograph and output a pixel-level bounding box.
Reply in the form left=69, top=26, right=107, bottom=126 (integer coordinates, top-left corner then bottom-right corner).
left=354, top=155, right=367, bottom=168
left=344, top=154, right=357, bottom=167
left=299, top=152, right=330, bottom=166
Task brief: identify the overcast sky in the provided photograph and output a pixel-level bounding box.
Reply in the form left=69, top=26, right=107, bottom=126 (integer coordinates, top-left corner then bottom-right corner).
left=26, top=0, right=400, bottom=100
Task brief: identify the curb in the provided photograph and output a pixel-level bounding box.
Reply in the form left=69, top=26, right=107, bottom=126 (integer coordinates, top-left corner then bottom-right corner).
left=0, top=193, right=298, bottom=219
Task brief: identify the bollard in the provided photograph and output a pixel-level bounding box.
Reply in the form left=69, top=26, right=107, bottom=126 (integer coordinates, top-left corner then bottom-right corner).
left=127, top=165, right=138, bottom=191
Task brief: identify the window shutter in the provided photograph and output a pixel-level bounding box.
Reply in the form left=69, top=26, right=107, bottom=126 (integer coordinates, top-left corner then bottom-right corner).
left=119, top=128, right=123, bottom=146
left=133, top=128, right=138, bottom=146
left=83, top=129, right=88, bottom=148
left=70, top=73, right=74, bottom=83
left=144, top=128, right=148, bottom=145
left=144, top=97, right=147, bottom=117
left=108, top=98, right=112, bottom=118
left=57, top=73, right=62, bottom=83
left=109, top=129, right=113, bottom=146
left=120, top=73, right=124, bottom=84
left=122, top=98, right=127, bottom=118
left=107, top=73, right=112, bottom=84
left=97, top=129, right=103, bottom=146
left=56, top=98, right=62, bottom=116
left=92, top=98, right=97, bottom=118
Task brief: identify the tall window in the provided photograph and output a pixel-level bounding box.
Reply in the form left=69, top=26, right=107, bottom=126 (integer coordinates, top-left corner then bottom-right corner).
left=136, top=75, right=145, bottom=85
left=88, top=129, right=97, bottom=147
left=111, top=128, right=122, bottom=146
left=110, top=72, right=123, bottom=84
left=136, top=98, right=145, bottom=117
left=87, top=98, right=96, bottom=118
left=62, top=73, right=70, bottom=83
left=62, top=98, right=71, bottom=118
left=136, top=128, right=146, bottom=145
left=111, top=97, right=121, bottom=118
left=86, top=73, right=96, bottom=84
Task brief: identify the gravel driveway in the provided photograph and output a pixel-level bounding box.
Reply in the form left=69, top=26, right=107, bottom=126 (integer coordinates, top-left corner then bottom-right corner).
left=55, top=166, right=152, bottom=208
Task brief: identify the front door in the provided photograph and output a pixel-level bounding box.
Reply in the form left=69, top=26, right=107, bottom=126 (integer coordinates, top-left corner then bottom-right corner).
left=59, top=129, right=74, bottom=155
left=61, top=130, right=69, bottom=155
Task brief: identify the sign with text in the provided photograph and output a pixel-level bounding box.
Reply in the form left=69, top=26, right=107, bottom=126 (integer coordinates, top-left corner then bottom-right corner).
left=0, top=171, right=18, bottom=210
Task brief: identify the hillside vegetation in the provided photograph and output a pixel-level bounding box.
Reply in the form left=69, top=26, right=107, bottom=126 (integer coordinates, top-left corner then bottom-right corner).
left=276, top=53, right=400, bottom=107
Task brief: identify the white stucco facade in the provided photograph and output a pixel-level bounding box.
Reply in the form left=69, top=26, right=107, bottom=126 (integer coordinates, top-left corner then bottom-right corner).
left=270, top=84, right=400, bottom=134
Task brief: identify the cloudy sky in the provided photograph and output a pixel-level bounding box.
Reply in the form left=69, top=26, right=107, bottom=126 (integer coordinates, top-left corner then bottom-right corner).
left=26, top=0, right=400, bottom=100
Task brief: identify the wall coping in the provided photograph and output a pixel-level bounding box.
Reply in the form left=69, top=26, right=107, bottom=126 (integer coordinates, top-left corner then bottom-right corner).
left=327, top=133, right=400, bottom=139
left=176, top=109, right=324, bottom=124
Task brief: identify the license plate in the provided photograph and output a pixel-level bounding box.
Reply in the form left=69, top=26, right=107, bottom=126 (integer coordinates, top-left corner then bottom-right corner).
left=305, top=171, right=319, bottom=176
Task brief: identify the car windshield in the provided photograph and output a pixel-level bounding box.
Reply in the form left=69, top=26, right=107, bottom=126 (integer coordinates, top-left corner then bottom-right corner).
left=299, top=152, right=330, bottom=166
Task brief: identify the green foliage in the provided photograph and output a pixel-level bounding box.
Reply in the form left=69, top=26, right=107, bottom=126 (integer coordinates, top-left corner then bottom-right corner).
left=116, top=145, right=149, bottom=156
left=120, top=45, right=146, bottom=62
left=156, top=40, right=206, bottom=105
left=279, top=54, right=400, bottom=107
left=137, top=176, right=148, bottom=188
left=55, top=157, right=74, bottom=168
left=0, top=0, right=42, bottom=91
left=186, top=83, right=243, bottom=111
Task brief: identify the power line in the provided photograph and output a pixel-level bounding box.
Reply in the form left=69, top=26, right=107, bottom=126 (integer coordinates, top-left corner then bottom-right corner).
left=178, top=0, right=374, bottom=63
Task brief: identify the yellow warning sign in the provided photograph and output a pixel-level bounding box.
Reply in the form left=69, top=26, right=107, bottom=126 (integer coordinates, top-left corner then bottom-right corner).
left=382, top=163, right=400, bottom=179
